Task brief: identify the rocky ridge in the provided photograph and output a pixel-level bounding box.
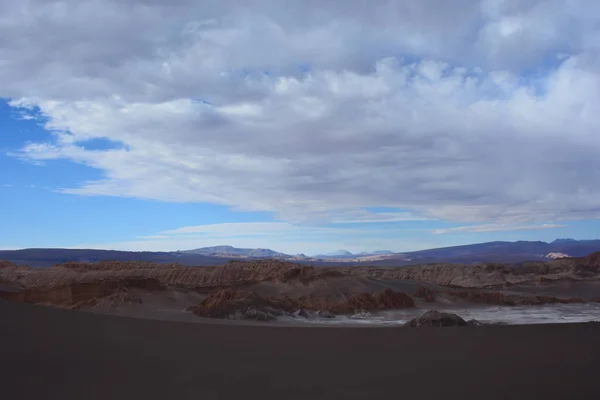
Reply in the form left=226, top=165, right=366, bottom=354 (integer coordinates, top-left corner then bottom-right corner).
left=3, top=253, right=600, bottom=290
left=188, top=288, right=415, bottom=321
left=342, top=255, right=600, bottom=288
left=448, top=290, right=584, bottom=306
left=1, top=253, right=600, bottom=319
left=0, top=260, right=340, bottom=289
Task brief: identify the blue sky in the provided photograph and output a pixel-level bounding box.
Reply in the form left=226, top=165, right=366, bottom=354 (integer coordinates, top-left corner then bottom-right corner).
left=1, top=99, right=599, bottom=254
left=1, top=1, right=600, bottom=255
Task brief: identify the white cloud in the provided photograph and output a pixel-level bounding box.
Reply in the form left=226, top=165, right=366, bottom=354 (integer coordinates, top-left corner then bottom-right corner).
left=329, top=212, right=432, bottom=224
left=162, top=222, right=296, bottom=235
left=160, top=222, right=360, bottom=237
left=135, top=235, right=170, bottom=240
left=2, top=1, right=600, bottom=226
left=433, top=223, right=567, bottom=235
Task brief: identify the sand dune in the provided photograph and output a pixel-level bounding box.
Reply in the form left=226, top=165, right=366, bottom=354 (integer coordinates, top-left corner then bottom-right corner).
left=1, top=300, right=600, bottom=399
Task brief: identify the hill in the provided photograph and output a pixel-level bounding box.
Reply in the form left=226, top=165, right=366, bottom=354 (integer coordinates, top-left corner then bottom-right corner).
left=181, top=245, right=289, bottom=258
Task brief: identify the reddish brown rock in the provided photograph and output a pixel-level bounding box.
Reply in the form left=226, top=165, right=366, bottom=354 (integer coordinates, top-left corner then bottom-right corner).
left=3, top=252, right=600, bottom=294
left=578, top=251, right=600, bottom=268
left=279, top=266, right=345, bottom=283
left=189, top=288, right=415, bottom=319
left=450, top=290, right=585, bottom=306
left=450, top=291, right=515, bottom=305
left=0, top=259, right=352, bottom=293
left=414, top=286, right=436, bottom=302
left=188, top=289, right=294, bottom=319
left=341, top=289, right=415, bottom=312
left=2, top=255, right=599, bottom=316
left=0, top=261, right=19, bottom=269
left=0, top=278, right=158, bottom=309
left=515, top=296, right=584, bottom=306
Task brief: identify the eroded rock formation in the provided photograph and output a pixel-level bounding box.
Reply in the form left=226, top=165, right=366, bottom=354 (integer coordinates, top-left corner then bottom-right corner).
left=0, top=260, right=347, bottom=291
left=414, top=286, right=436, bottom=302
left=341, top=289, right=415, bottom=312
left=2, top=252, right=600, bottom=292
left=0, top=278, right=157, bottom=309
left=342, top=252, right=600, bottom=288
left=1, top=253, right=599, bottom=318
left=449, top=290, right=585, bottom=306
left=188, top=288, right=415, bottom=320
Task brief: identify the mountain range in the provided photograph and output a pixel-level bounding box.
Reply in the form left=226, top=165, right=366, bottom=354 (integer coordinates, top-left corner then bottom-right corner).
left=181, top=245, right=291, bottom=259
left=1, top=239, right=600, bottom=268
left=312, top=249, right=394, bottom=258
left=178, top=246, right=395, bottom=260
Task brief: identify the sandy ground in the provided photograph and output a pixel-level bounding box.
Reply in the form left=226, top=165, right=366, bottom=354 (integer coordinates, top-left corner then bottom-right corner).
left=1, top=300, right=600, bottom=399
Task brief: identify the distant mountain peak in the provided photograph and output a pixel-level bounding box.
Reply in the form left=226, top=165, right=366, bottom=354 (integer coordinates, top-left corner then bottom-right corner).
left=313, top=249, right=397, bottom=258
left=551, top=238, right=578, bottom=244
left=318, top=249, right=353, bottom=257
left=180, top=245, right=289, bottom=258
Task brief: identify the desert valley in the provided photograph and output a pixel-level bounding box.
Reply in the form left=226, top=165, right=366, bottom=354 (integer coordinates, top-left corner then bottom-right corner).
left=3, top=245, right=600, bottom=399
left=3, top=241, right=600, bottom=326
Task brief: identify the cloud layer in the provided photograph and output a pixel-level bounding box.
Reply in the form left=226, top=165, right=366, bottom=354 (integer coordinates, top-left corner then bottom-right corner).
left=432, top=223, right=567, bottom=235
left=3, top=0, right=600, bottom=224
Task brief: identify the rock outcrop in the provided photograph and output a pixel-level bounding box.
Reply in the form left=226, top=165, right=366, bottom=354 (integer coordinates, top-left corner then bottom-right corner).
left=0, top=278, right=156, bottom=309
left=341, top=289, right=415, bottom=312
left=188, top=288, right=415, bottom=320
left=0, top=261, right=20, bottom=270
left=449, top=291, right=515, bottom=305
left=187, top=289, right=294, bottom=319
left=0, top=260, right=348, bottom=292
left=449, top=290, right=585, bottom=306
left=515, top=295, right=584, bottom=305
left=414, top=286, right=436, bottom=302
left=342, top=252, right=600, bottom=288
left=405, top=310, right=469, bottom=327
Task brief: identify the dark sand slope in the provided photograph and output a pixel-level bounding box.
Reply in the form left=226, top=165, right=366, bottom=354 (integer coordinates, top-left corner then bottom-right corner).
left=1, top=301, right=600, bottom=400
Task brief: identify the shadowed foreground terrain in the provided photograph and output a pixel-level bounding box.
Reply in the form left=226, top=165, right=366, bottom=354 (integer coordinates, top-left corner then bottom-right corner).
left=1, top=300, right=599, bottom=399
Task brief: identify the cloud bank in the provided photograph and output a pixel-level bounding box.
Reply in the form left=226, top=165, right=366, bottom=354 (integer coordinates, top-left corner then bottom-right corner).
left=2, top=0, right=600, bottom=225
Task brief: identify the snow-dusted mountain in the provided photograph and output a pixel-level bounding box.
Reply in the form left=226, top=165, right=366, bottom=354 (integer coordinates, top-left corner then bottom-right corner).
left=181, top=246, right=396, bottom=260
left=313, top=249, right=395, bottom=259
left=545, top=252, right=570, bottom=259
left=315, top=249, right=354, bottom=258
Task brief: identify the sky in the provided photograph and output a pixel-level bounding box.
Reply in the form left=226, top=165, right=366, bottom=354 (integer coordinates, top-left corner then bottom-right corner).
left=1, top=0, right=600, bottom=255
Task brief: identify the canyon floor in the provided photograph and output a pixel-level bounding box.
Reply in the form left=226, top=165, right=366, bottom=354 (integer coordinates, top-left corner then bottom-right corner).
left=1, top=299, right=600, bottom=400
